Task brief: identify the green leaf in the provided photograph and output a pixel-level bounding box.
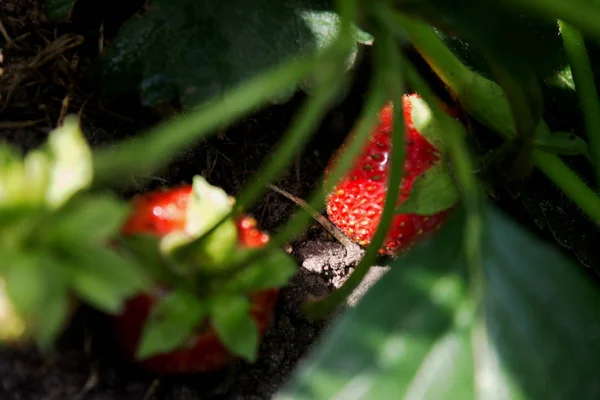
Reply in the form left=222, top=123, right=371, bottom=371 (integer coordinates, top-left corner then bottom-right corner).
left=3, top=254, right=46, bottom=323
left=64, top=246, right=149, bottom=313
left=395, top=163, right=460, bottom=215
left=98, top=0, right=366, bottom=108
left=117, top=235, right=170, bottom=282
left=223, top=249, right=297, bottom=293
left=42, top=0, right=75, bottom=21
left=2, top=254, right=71, bottom=348
left=44, top=116, right=93, bottom=209
left=52, top=194, right=130, bottom=243
left=0, top=276, right=27, bottom=342
left=278, top=204, right=600, bottom=399
left=136, top=289, right=207, bottom=359
left=210, top=295, right=258, bottom=362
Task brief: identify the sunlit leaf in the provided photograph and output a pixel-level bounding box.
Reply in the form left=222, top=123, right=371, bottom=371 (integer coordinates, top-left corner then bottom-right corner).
left=279, top=204, right=600, bottom=399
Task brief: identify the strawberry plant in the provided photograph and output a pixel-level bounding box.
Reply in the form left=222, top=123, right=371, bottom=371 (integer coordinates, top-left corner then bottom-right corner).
left=3, top=0, right=600, bottom=398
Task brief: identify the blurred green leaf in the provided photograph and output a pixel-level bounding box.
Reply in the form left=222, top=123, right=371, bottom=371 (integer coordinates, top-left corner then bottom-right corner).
left=98, top=0, right=366, bottom=108
left=136, top=289, right=207, bottom=359
left=42, top=0, right=75, bottom=21
left=3, top=254, right=70, bottom=348
left=3, top=254, right=46, bottom=323
left=210, top=295, right=258, bottom=362
left=395, top=163, right=459, bottom=215
left=118, top=234, right=170, bottom=282
left=222, top=249, right=297, bottom=293
left=65, top=246, right=149, bottom=313
left=53, top=195, right=130, bottom=243
left=279, top=203, right=600, bottom=399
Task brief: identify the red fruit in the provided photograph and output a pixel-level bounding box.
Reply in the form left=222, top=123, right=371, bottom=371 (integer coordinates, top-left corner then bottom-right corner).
left=325, top=94, right=455, bottom=257
left=114, top=185, right=277, bottom=374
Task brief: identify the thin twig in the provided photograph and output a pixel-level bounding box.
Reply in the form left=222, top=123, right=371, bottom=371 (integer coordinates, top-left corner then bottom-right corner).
left=0, top=18, right=12, bottom=44
left=142, top=379, right=161, bottom=400
left=0, top=119, right=46, bottom=129
left=266, top=183, right=355, bottom=249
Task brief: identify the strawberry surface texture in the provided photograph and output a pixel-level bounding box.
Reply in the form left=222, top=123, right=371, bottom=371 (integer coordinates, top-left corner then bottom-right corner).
left=325, top=93, right=456, bottom=257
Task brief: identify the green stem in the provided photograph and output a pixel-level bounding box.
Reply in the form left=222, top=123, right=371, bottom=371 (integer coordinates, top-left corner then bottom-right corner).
left=403, top=59, right=484, bottom=302
left=92, top=56, right=316, bottom=188
left=559, top=21, right=600, bottom=188
left=499, top=0, right=600, bottom=43
left=533, top=151, right=600, bottom=223
left=304, top=28, right=406, bottom=318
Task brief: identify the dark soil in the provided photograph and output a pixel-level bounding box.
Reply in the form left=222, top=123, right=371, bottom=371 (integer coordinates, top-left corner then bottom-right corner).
left=0, top=1, right=389, bottom=399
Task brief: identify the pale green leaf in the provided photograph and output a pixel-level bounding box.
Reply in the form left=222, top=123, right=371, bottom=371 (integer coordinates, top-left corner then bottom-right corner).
left=45, top=116, right=93, bottom=209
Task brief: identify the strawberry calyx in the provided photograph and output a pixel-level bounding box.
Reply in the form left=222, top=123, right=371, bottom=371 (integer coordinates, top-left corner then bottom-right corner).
left=115, top=177, right=296, bottom=371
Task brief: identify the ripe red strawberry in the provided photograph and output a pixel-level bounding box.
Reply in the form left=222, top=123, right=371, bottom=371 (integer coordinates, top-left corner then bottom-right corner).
left=325, top=93, right=457, bottom=256
left=113, top=185, right=277, bottom=374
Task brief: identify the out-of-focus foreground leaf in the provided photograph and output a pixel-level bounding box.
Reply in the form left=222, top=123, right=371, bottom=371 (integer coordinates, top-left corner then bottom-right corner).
left=98, top=0, right=371, bottom=108
left=277, top=204, right=600, bottom=399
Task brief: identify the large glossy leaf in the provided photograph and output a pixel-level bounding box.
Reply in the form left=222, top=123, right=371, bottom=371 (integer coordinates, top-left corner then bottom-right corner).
left=98, top=0, right=369, bottom=108
left=277, top=203, right=600, bottom=399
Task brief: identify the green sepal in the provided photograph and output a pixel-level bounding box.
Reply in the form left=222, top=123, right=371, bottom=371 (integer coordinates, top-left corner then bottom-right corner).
left=44, top=116, right=93, bottom=209
left=395, top=163, right=460, bottom=216
left=222, top=249, right=297, bottom=294
left=62, top=245, right=149, bottom=314
left=52, top=194, right=130, bottom=244
left=136, top=289, right=208, bottom=360
left=409, top=94, right=464, bottom=154
left=209, top=294, right=259, bottom=362
left=162, top=176, right=238, bottom=272
left=118, top=234, right=171, bottom=283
